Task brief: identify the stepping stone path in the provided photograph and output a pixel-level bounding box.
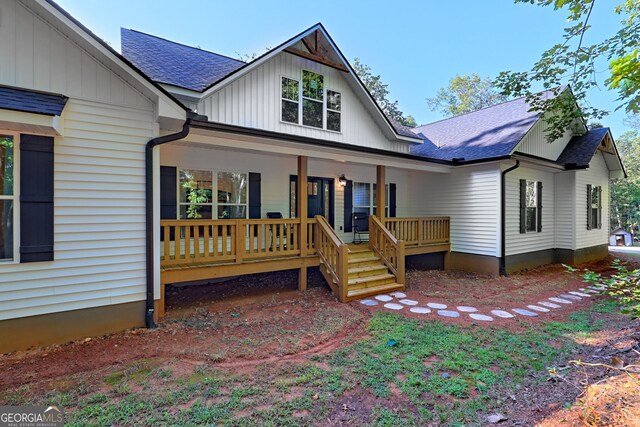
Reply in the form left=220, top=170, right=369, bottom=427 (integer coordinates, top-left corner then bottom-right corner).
left=469, top=313, right=493, bottom=322
left=549, top=297, right=572, bottom=304
left=527, top=305, right=550, bottom=313
left=491, top=310, right=515, bottom=319
left=512, top=308, right=538, bottom=317
left=457, top=306, right=478, bottom=313
left=569, top=291, right=591, bottom=297
left=384, top=303, right=404, bottom=310
left=410, top=307, right=431, bottom=314
left=539, top=301, right=562, bottom=309
left=437, top=310, right=460, bottom=318
left=375, top=295, right=394, bottom=302
left=360, top=299, right=378, bottom=306
left=399, top=299, right=419, bottom=306
left=427, top=303, right=447, bottom=309
left=390, top=292, right=407, bottom=298
left=560, top=294, right=582, bottom=301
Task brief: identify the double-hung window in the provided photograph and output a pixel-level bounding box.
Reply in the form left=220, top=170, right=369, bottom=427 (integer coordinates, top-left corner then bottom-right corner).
left=354, top=182, right=389, bottom=217
left=525, top=181, right=538, bottom=232
left=281, top=77, right=299, bottom=124
left=326, top=90, right=341, bottom=132
left=520, top=179, right=542, bottom=233
left=0, top=134, right=15, bottom=261
left=302, top=70, right=324, bottom=128
left=179, top=169, right=248, bottom=220
left=587, top=184, right=602, bottom=230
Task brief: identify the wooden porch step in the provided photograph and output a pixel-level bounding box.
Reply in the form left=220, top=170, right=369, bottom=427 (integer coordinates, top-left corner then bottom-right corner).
left=346, top=282, right=405, bottom=301
left=347, top=256, right=381, bottom=268
left=348, top=273, right=396, bottom=290
left=347, top=249, right=376, bottom=260
left=348, top=264, right=389, bottom=279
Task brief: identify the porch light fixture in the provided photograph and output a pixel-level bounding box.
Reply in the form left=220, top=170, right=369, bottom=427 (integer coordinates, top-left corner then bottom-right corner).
left=338, top=174, right=347, bottom=187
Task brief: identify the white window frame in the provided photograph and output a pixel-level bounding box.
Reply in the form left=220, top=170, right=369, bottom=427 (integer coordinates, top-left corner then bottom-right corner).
left=301, top=69, right=324, bottom=130
left=177, top=168, right=249, bottom=220
left=525, top=180, right=538, bottom=233
left=354, top=182, right=389, bottom=217
left=326, top=88, right=342, bottom=133
left=280, top=75, right=300, bottom=125
left=0, top=131, right=19, bottom=263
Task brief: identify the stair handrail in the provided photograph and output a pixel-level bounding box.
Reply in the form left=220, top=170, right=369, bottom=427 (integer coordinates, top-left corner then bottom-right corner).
left=314, top=215, right=349, bottom=301
left=369, top=215, right=406, bottom=285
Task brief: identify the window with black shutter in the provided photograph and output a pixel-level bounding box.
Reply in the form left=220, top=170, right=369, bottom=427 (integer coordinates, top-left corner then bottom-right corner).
left=520, top=179, right=542, bottom=233
left=0, top=133, right=16, bottom=261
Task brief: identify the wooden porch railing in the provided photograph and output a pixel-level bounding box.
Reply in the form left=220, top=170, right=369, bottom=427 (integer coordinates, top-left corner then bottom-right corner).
left=383, top=217, right=450, bottom=246
left=370, top=215, right=406, bottom=285
left=160, top=218, right=317, bottom=267
left=314, top=215, right=349, bottom=301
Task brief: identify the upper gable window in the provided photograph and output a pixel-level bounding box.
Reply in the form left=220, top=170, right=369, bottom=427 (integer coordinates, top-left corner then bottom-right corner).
left=280, top=70, right=341, bottom=132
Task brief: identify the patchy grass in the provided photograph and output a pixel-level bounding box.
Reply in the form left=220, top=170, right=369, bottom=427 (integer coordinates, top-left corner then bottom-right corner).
left=1, top=302, right=616, bottom=427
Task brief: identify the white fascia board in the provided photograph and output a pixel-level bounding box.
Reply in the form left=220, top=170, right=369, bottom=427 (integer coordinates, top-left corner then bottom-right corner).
left=0, top=110, right=63, bottom=136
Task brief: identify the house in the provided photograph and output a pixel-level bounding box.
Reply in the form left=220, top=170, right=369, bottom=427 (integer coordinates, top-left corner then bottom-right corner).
left=610, top=228, right=633, bottom=246
left=0, top=0, right=625, bottom=353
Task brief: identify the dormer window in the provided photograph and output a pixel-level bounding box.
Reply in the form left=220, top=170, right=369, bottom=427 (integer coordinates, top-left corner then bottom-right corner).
left=280, top=70, right=341, bottom=132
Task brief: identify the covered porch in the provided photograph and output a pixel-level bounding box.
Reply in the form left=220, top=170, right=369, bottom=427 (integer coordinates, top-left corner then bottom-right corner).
left=155, top=133, right=452, bottom=315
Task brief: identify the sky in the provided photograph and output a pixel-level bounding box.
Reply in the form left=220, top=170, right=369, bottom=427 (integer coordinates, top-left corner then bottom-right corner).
left=55, top=0, right=632, bottom=137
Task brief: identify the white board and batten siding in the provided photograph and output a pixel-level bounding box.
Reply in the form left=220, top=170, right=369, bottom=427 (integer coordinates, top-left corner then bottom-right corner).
left=504, top=166, right=556, bottom=256
left=409, top=164, right=501, bottom=257
left=0, top=0, right=157, bottom=320
left=575, top=152, right=610, bottom=249
left=198, top=51, right=411, bottom=154
left=160, top=143, right=411, bottom=243
left=515, top=119, right=573, bottom=161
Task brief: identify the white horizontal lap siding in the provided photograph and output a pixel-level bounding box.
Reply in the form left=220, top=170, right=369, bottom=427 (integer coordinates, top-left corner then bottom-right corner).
left=505, top=166, right=555, bottom=256
left=199, top=52, right=409, bottom=153
left=515, top=118, right=573, bottom=161
left=575, top=152, right=610, bottom=249
left=409, top=165, right=500, bottom=257
left=0, top=99, right=154, bottom=321
left=0, top=0, right=152, bottom=109
left=554, top=172, right=575, bottom=249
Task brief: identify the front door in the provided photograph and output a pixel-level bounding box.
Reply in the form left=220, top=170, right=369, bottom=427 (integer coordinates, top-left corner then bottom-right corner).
left=290, top=176, right=334, bottom=226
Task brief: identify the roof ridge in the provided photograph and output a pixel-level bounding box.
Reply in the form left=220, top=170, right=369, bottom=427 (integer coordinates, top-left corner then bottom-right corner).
left=122, top=28, right=246, bottom=65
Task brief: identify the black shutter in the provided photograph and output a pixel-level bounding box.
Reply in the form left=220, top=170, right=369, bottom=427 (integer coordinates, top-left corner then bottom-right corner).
left=519, top=179, right=526, bottom=234
left=536, top=181, right=543, bottom=232
left=597, top=186, right=602, bottom=229
left=20, top=134, right=54, bottom=262
left=343, top=180, right=353, bottom=232
left=389, top=183, right=397, bottom=217
left=586, top=184, right=592, bottom=230
left=249, top=172, right=261, bottom=219
left=160, top=166, right=177, bottom=220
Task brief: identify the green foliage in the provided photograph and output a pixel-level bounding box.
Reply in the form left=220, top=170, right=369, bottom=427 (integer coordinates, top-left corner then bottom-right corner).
left=564, top=259, right=640, bottom=317
left=496, top=0, right=640, bottom=142
left=352, top=58, right=416, bottom=127
left=426, top=73, right=509, bottom=117
left=182, top=177, right=210, bottom=219
left=611, top=129, right=640, bottom=231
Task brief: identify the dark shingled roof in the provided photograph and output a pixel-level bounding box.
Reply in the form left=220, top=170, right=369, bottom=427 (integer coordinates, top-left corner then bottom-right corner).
left=389, top=118, right=420, bottom=139
left=0, top=85, right=68, bottom=116
left=408, top=91, right=565, bottom=162
left=556, top=127, right=610, bottom=167
left=121, top=29, right=245, bottom=92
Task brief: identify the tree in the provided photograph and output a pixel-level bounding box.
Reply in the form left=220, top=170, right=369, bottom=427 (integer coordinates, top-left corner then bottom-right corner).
left=426, top=73, right=509, bottom=117
left=352, top=58, right=416, bottom=127
left=611, top=129, right=640, bottom=232
left=496, top=0, right=640, bottom=142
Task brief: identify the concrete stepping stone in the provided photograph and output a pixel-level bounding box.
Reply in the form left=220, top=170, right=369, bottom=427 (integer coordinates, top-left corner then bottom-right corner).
left=410, top=307, right=431, bottom=314
left=399, top=299, right=419, bottom=306
left=384, top=303, right=404, bottom=310
left=491, top=310, right=515, bottom=319
left=560, top=294, right=582, bottom=301
left=375, top=295, right=394, bottom=302
left=359, top=299, right=378, bottom=306
left=527, top=305, right=550, bottom=313
left=512, top=308, right=539, bottom=317
left=469, top=313, right=494, bottom=321
left=538, top=301, right=561, bottom=309
left=457, top=306, right=478, bottom=313
left=427, top=303, right=447, bottom=309
left=437, top=310, right=460, bottom=318
left=389, top=291, right=407, bottom=299
left=549, top=297, right=572, bottom=304
left=569, top=291, right=591, bottom=297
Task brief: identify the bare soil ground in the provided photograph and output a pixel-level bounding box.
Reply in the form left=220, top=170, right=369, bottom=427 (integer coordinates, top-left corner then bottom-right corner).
left=0, top=259, right=638, bottom=426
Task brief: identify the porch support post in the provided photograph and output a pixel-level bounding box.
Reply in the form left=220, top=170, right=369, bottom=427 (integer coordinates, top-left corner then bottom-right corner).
left=376, top=165, right=386, bottom=221
left=297, top=156, right=308, bottom=291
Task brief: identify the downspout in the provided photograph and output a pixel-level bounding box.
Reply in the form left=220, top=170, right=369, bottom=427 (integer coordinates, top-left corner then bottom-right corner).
left=145, top=116, right=193, bottom=328
left=499, top=160, right=520, bottom=276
